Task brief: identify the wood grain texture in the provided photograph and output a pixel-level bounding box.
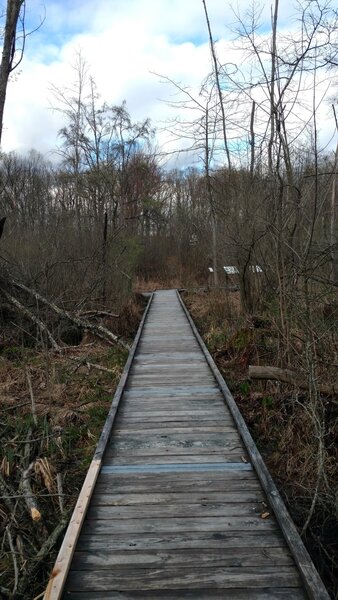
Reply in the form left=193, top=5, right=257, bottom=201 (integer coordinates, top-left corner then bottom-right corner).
left=89, top=491, right=265, bottom=506
left=71, top=547, right=294, bottom=569
left=65, top=565, right=302, bottom=591
left=81, top=515, right=278, bottom=535
left=75, top=530, right=285, bottom=552
left=62, top=590, right=307, bottom=600
left=55, top=290, right=328, bottom=600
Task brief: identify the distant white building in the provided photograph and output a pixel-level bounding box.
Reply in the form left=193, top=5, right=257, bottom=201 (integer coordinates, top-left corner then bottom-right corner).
left=249, top=265, right=263, bottom=273
left=223, top=266, right=239, bottom=275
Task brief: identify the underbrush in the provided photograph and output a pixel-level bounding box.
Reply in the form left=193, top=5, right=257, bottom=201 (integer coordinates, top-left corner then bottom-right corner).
left=0, top=295, right=144, bottom=599
left=185, top=288, right=338, bottom=599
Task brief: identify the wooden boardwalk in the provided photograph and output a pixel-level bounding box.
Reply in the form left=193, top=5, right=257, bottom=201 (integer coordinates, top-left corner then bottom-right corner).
left=46, top=290, right=329, bottom=600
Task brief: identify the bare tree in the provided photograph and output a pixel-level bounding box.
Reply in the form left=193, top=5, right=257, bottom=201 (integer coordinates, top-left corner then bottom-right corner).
left=0, top=0, right=25, bottom=145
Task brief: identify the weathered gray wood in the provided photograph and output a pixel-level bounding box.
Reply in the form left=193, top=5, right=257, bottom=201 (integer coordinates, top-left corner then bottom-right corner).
left=117, top=400, right=226, bottom=410
left=86, top=502, right=262, bottom=520
left=105, top=448, right=246, bottom=463
left=81, top=515, right=278, bottom=534
left=55, top=289, right=328, bottom=600
left=89, top=491, right=265, bottom=506
left=71, top=547, right=294, bottom=569
left=94, top=478, right=263, bottom=494
left=65, top=565, right=301, bottom=590
left=114, top=420, right=235, bottom=430
left=100, top=463, right=252, bottom=474
left=107, top=443, right=244, bottom=454
left=62, top=589, right=307, bottom=600
left=75, top=530, right=285, bottom=552
left=117, top=403, right=225, bottom=413
left=123, top=386, right=221, bottom=396
left=113, top=426, right=237, bottom=436
left=105, top=453, right=248, bottom=465
left=115, top=412, right=231, bottom=422
left=109, top=434, right=242, bottom=451
left=98, top=470, right=255, bottom=485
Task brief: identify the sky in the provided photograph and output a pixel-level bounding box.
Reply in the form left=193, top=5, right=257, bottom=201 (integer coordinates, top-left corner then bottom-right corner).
left=2, top=0, right=337, bottom=168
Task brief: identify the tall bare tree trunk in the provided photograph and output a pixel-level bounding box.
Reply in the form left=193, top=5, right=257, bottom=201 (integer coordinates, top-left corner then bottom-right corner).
left=330, top=152, right=338, bottom=284
left=249, top=100, right=256, bottom=178
left=205, top=105, right=219, bottom=286
left=202, top=0, right=231, bottom=172
left=0, top=0, right=24, bottom=145
left=102, top=211, right=108, bottom=303
left=330, top=109, right=338, bottom=284
left=268, top=0, right=279, bottom=173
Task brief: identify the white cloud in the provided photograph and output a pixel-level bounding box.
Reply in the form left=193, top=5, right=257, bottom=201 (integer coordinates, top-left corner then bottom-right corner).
left=2, top=0, right=337, bottom=167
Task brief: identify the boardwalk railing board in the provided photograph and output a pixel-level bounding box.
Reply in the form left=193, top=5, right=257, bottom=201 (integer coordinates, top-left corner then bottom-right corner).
left=43, top=293, right=154, bottom=600
left=177, top=290, right=329, bottom=600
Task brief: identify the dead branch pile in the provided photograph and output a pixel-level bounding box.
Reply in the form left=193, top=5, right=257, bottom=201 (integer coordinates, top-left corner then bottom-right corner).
left=0, top=276, right=130, bottom=353
left=0, top=339, right=125, bottom=598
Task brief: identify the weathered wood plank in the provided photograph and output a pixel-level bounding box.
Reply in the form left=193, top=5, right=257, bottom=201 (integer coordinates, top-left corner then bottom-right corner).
left=134, top=351, right=204, bottom=361
left=98, top=468, right=255, bottom=484
left=116, top=407, right=226, bottom=417
left=114, top=412, right=231, bottom=423
left=62, top=589, right=307, bottom=600
left=117, top=399, right=226, bottom=409
left=113, top=426, right=238, bottom=435
left=109, top=433, right=242, bottom=451
left=126, top=366, right=218, bottom=376
left=100, top=463, right=252, bottom=474
left=123, top=387, right=221, bottom=397
left=114, top=419, right=235, bottom=429
left=86, top=502, right=262, bottom=520
left=89, top=491, right=265, bottom=506
left=126, top=384, right=217, bottom=390
left=104, top=453, right=248, bottom=465
left=82, top=515, right=278, bottom=534
left=94, top=478, right=263, bottom=494
left=75, top=530, right=286, bottom=552
left=105, top=447, right=245, bottom=461
left=71, top=547, right=294, bottom=569
left=65, top=566, right=301, bottom=591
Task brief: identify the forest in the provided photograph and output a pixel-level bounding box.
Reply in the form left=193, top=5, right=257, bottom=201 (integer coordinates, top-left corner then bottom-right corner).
left=0, top=0, right=337, bottom=598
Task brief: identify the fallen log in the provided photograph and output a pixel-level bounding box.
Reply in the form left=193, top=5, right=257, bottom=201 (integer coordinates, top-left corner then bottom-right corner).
left=248, top=365, right=337, bottom=397
left=1, top=289, right=60, bottom=350
left=11, top=280, right=130, bottom=351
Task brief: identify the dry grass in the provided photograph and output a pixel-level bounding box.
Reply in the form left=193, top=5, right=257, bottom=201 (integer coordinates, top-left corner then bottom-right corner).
left=0, top=296, right=143, bottom=599
left=186, top=287, right=338, bottom=599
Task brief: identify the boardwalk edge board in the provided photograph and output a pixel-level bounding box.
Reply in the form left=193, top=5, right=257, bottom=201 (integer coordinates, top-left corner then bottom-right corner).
left=177, top=290, right=329, bottom=600
left=43, top=293, right=154, bottom=600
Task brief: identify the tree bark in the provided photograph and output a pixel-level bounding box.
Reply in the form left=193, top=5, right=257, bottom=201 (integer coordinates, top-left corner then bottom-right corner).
left=249, top=365, right=337, bottom=396
left=0, top=0, right=24, bottom=145
left=202, top=0, right=231, bottom=172
left=330, top=132, right=338, bottom=284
